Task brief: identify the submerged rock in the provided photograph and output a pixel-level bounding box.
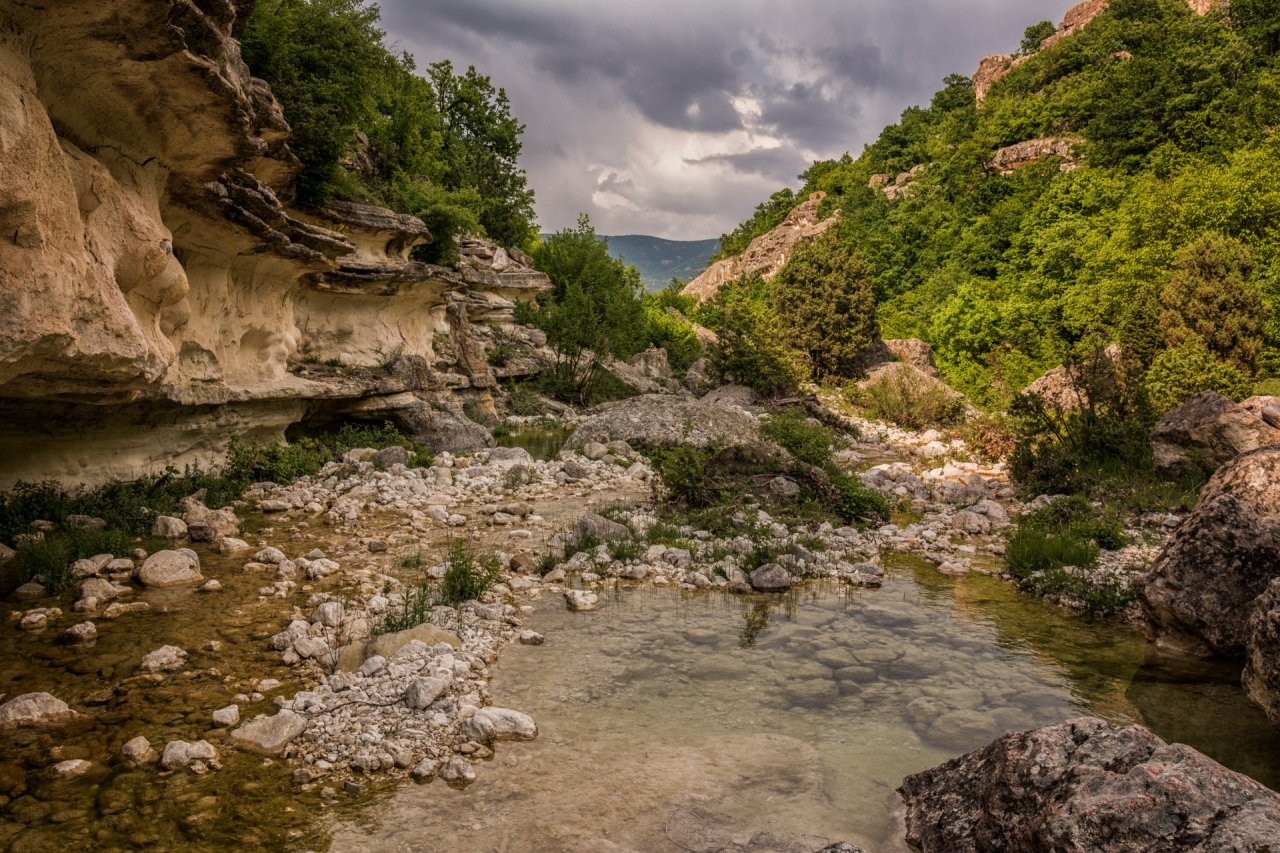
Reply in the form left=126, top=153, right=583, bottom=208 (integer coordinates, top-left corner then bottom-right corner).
left=1244, top=577, right=1280, bottom=730
left=0, top=692, right=77, bottom=729
left=457, top=707, right=538, bottom=744
left=565, top=590, right=600, bottom=611
left=900, top=716, right=1280, bottom=852
left=1136, top=446, right=1280, bottom=657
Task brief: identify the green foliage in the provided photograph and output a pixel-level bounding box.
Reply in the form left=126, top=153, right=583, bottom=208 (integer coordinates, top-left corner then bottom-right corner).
left=712, top=1, right=1280, bottom=407
left=771, top=235, right=878, bottom=380
left=1021, top=21, right=1057, bottom=54
left=240, top=1, right=535, bottom=254
left=520, top=216, right=648, bottom=405
left=642, top=281, right=704, bottom=373
left=696, top=275, right=806, bottom=398
left=759, top=411, right=836, bottom=468
left=1008, top=341, right=1157, bottom=494
left=846, top=367, right=966, bottom=429
left=652, top=444, right=711, bottom=507
left=1159, top=233, right=1264, bottom=374
left=374, top=579, right=434, bottom=636
left=438, top=539, right=501, bottom=606
left=1018, top=494, right=1128, bottom=550
left=14, top=527, right=132, bottom=592
left=224, top=436, right=331, bottom=485
left=1144, top=340, right=1253, bottom=413
left=506, top=381, right=547, bottom=416
left=1005, top=526, right=1100, bottom=576
left=831, top=472, right=892, bottom=523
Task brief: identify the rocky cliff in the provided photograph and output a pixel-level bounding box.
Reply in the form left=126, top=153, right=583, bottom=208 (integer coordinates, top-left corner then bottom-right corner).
left=681, top=192, right=838, bottom=304
left=0, top=0, right=549, bottom=488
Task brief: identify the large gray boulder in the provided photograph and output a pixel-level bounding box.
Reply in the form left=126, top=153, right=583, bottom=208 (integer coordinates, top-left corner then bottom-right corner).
left=683, top=357, right=718, bottom=395
left=565, top=394, right=760, bottom=452
left=574, top=513, right=630, bottom=543
left=1244, top=577, right=1280, bottom=730
left=898, top=717, right=1280, bottom=853
left=394, top=400, right=494, bottom=452
left=1150, top=391, right=1280, bottom=478
left=628, top=345, right=671, bottom=381
left=456, top=707, right=538, bottom=744
left=701, top=384, right=760, bottom=412
left=133, top=549, right=202, bottom=587
left=1135, top=446, right=1280, bottom=657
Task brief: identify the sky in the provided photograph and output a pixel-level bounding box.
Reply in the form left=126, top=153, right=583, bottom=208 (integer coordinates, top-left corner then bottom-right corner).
left=380, top=0, right=1070, bottom=240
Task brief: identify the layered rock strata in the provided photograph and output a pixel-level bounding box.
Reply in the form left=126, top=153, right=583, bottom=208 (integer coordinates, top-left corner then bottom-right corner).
left=0, top=0, right=548, bottom=487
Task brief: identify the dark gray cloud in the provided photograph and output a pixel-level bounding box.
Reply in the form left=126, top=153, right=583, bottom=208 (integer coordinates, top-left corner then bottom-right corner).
left=380, top=0, right=1070, bottom=239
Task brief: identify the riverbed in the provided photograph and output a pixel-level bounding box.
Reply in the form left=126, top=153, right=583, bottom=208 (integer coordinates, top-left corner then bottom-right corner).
left=323, top=553, right=1280, bottom=852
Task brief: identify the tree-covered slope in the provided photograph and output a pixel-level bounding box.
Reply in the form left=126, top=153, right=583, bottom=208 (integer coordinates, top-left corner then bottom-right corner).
left=717, top=0, right=1280, bottom=408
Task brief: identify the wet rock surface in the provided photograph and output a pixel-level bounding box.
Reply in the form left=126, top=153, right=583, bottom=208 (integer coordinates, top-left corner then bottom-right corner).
left=899, top=716, right=1280, bottom=853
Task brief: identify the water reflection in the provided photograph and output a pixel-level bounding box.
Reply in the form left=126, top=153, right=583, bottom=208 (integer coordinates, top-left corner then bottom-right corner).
left=494, top=427, right=574, bottom=461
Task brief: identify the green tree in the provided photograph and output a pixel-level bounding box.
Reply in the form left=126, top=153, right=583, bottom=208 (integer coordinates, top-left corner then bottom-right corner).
left=1020, top=21, right=1057, bottom=54
left=1160, top=234, right=1264, bottom=375
left=771, top=234, right=878, bottom=380
left=712, top=188, right=796, bottom=261
left=1145, top=341, right=1253, bottom=413
left=240, top=0, right=535, bottom=256
left=698, top=276, right=806, bottom=398
left=520, top=216, right=647, bottom=404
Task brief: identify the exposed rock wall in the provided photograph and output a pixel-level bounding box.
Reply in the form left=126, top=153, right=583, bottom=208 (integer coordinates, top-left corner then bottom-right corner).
left=0, top=0, right=549, bottom=487
left=681, top=192, right=838, bottom=304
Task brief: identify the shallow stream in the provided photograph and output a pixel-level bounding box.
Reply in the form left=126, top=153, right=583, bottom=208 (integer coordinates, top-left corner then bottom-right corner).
left=495, top=427, right=575, bottom=461
left=325, top=553, right=1280, bottom=852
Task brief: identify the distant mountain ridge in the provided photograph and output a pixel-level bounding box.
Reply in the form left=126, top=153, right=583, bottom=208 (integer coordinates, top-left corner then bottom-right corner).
left=602, top=235, right=720, bottom=291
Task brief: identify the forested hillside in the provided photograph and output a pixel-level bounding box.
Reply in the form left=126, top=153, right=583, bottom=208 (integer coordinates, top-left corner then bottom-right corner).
left=715, top=0, right=1280, bottom=409
left=240, top=0, right=536, bottom=259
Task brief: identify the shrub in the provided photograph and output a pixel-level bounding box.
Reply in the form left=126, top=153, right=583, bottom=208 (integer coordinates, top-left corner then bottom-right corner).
left=830, top=472, right=891, bottom=523
left=1005, top=526, right=1101, bottom=576
left=506, top=382, right=546, bottom=416
left=1018, top=494, right=1128, bottom=550
left=652, top=444, right=711, bottom=507
left=1144, top=341, right=1253, bottom=414
left=759, top=411, right=836, bottom=468
left=1020, top=20, right=1057, bottom=53
left=224, top=436, right=331, bottom=485
left=320, top=421, right=432, bottom=466
left=771, top=234, right=877, bottom=381
left=699, top=275, right=806, bottom=398
left=374, top=580, right=434, bottom=636
left=846, top=366, right=965, bottom=429
left=15, top=527, right=132, bottom=591
left=438, top=539, right=502, bottom=606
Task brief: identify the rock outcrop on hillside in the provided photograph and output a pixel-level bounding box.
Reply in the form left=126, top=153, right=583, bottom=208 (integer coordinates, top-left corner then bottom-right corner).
left=1150, top=391, right=1280, bottom=478
left=1136, top=446, right=1280, bottom=658
left=899, top=717, right=1280, bottom=852
left=0, top=0, right=549, bottom=487
left=681, top=192, right=838, bottom=304
left=987, top=138, right=1081, bottom=174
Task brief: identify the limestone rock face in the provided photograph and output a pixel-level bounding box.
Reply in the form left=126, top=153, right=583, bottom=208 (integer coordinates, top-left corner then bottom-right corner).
left=1040, top=1, right=1111, bottom=51
left=1243, top=578, right=1280, bottom=730
left=988, top=137, right=1081, bottom=174
left=899, top=717, right=1280, bottom=853
left=0, top=0, right=547, bottom=488
left=1136, top=446, right=1280, bottom=657
left=1150, top=391, right=1280, bottom=478
left=682, top=192, right=838, bottom=303
left=566, top=394, right=763, bottom=452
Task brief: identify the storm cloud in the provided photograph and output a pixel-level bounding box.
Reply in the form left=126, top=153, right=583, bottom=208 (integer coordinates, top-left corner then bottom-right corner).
left=379, top=0, right=1069, bottom=239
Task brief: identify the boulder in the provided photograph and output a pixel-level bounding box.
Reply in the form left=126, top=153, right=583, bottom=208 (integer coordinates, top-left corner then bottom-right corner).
left=373, top=445, right=411, bottom=468
left=0, top=692, right=77, bottom=729
left=396, top=402, right=494, bottom=453
left=151, top=515, right=188, bottom=538
left=898, top=717, right=1280, bottom=853
left=230, top=710, right=308, bottom=755
left=1150, top=391, right=1280, bottom=478
left=488, top=446, right=534, bottom=469
left=140, top=645, right=187, bottom=672
left=182, top=502, right=240, bottom=540
left=628, top=345, right=671, bottom=381
left=440, top=756, right=477, bottom=785
left=566, top=394, right=761, bottom=453
left=77, top=577, right=118, bottom=603
left=212, top=705, right=240, bottom=727
left=134, top=550, right=202, bottom=587
left=768, top=476, right=800, bottom=500
left=311, top=601, right=344, bottom=627
left=456, top=707, right=538, bottom=744
left=337, top=623, right=462, bottom=672
left=12, top=581, right=46, bottom=601
left=750, top=564, right=792, bottom=591
left=1136, top=446, right=1280, bottom=657
left=574, top=513, right=630, bottom=543
left=951, top=510, right=990, bottom=535
left=701, top=384, right=760, bottom=412
left=403, top=676, right=450, bottom=709
left=564, top=590, right=600, bottom=611
left=683, top=358, right=718, bottom=395
left=120, top=736, right=156, bottom=764
left=606, top=358, right=661, bottom=394
left=581, top=441, right=608, bottom=460
left=62, top=621, right=97, bottom=643
left=1243, top=577, right=1280, bottom=730
left=160, top=740, right=218, bottom=771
